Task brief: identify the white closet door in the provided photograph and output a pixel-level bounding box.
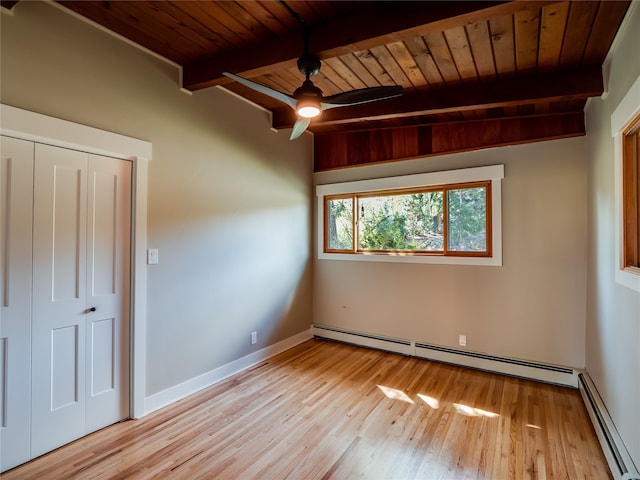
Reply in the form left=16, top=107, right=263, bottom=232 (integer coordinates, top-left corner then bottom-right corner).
left=0, top=137, right=34, bottom=471
left=85, top=154, right=131, bottom=432
left=31, top=144, right=89, bottom=457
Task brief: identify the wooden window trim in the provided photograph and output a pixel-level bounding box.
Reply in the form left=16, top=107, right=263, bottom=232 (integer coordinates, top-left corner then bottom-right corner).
left=622, top=112, right=640, bottom=273
left=324, top=194, right=355, bottom=253
left=324, top=180, right=492, bottom=257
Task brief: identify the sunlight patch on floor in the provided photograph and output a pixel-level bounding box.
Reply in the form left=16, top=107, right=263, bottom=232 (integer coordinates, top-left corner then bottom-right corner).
left=377, top=385, right=415, bottom=404
left=377, top=386, right=500, bottom=420
left=453, top=403, right=499, bottom=418
left=417, top=394, right=440, bottom=409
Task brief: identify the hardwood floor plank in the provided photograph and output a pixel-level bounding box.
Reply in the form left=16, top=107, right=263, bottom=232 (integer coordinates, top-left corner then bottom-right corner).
left=3, top=339, right=611, bottom=479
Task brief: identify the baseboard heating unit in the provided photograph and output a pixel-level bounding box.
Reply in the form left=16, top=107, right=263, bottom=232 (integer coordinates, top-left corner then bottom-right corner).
left=578, top=373, right=640, bottom=480
left=312, top=324, right=578, bottom=387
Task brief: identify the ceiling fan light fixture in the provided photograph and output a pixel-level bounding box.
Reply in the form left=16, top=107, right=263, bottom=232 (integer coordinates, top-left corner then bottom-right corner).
left=296, top=99, right=321, bottom=118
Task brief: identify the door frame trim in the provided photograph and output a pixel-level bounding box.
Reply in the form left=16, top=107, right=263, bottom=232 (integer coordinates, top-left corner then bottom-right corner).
left=1, top=103, right=150, bottom=419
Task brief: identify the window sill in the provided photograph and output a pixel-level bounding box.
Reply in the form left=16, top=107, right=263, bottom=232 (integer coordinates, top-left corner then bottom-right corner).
left=624, top=266, right=640, bottom=276
left=318, top=251, right=501, bottom=266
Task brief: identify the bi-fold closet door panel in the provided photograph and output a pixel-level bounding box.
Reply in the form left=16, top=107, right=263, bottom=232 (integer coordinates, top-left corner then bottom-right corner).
left=0, top=138, right=131, bottom=470
left=0, top=136, right=35, bottom=471
left=85, top=152, right=131, bottom=434
left=31, top=143, right=89, bottom=457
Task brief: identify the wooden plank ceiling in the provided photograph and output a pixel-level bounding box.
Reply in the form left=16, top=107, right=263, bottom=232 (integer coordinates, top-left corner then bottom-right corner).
left=8, top=0, right=630, bottom=170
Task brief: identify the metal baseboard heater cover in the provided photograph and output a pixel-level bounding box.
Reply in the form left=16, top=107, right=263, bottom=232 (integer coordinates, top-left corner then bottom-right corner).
left=579, top=373, right=640, bottom=480
left=312, top=324, right=576, bottom=387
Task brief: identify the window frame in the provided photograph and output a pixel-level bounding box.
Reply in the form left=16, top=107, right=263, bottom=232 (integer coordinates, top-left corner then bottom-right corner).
left=324, top=194, right=355, bottom=253
left=316, top=165, right=504, bottom=266
left=325, top=180, right=492, bottom=257
left=622, top=114, right=640, bottom=273
left=612, top=74, right=640, bottom=292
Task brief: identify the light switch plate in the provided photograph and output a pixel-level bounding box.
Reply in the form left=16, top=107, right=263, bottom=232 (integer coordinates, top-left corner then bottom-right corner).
left=147, top=248, right=159, bottom=265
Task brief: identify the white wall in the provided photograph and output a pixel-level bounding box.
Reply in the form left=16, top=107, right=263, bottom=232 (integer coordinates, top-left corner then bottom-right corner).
left=314, top=137, right=588, bottom=369
left=0, top=2, right=313, bottom=397
left=585, top=3, right=640, bottom=469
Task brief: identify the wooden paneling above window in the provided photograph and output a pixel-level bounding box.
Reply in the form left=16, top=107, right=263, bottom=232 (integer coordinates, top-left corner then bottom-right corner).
left=314, top=112, right=584, bottom=171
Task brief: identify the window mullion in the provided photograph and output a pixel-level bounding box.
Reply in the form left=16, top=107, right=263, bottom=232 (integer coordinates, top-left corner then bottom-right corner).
left=353, top=195, right=358, bottom=253
left=443, top=188, right=449, bottom=256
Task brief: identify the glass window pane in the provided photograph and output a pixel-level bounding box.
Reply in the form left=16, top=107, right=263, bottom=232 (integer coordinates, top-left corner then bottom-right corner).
left=327, top=197, right=353, bottom=250
left=358, top=191, right=443, bottom=251
left=447, top=187, right=487, bottom=252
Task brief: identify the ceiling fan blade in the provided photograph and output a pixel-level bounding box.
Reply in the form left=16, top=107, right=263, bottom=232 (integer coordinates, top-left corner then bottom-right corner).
left=223, top=72, right=297, bottom=110
left=290, top=118, right=311, bottom=140
left=321, top=86, right=403, bottom=110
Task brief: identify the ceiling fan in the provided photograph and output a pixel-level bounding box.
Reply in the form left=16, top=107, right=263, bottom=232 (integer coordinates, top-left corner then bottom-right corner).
left=223, top=25, right=403, bottom=140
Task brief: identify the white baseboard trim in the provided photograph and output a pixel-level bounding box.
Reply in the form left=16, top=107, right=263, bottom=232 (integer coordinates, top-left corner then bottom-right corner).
left=578, top=372, right=640, bottom=480
left=312, top=324, right=577, bottom=387
left=143, top=328, right=313, bottom=416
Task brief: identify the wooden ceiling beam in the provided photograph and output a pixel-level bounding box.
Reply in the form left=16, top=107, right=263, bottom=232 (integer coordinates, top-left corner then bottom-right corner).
left=271, top=67, right=603, bottom=129
left=183, top=1, right=560, bottom=91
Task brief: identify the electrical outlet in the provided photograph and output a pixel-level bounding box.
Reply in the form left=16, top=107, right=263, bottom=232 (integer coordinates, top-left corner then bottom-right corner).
left=251, top=331, right=257, bottom=345
left=459, top=334, right=467, bottom=347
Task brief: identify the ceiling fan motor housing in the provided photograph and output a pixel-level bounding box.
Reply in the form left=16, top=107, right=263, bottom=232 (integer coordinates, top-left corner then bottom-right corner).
left=297, top=53, right=321, bottom=77
left=294, top=79, right=323, bottom=100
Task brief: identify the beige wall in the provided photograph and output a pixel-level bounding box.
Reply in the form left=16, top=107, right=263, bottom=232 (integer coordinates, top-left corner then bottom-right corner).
left=585, top=3, right=640, bottom=468
left=314, top=137, right=588, bottom=368
left=0, top=1, right=313, bottom=396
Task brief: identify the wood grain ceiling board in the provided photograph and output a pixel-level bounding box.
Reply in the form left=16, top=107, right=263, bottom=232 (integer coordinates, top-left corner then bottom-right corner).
left=538, top=2, right=569, bottom=71
left=466, top=21, right=496, bottom=81
left=18, top=0, right=626, bottom=166
left=559, top=1, right=600, bottom=67
left=489, top=14, right=517, bottom=78
left=583, top=0, right=632, bottom=63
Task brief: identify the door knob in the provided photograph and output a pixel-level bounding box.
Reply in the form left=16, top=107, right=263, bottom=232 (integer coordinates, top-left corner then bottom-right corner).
left=89, top=307, right=96, bottom=312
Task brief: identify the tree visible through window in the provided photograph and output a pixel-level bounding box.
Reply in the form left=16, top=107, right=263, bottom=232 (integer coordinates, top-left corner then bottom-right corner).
left=359, top=190, right=444, bottom=251
left=448, top=186, right=487, bottom=252
left=325, top=181, right=491, bottom=256
left=623, top=112, right=640, bottom=272
left=326, top=197, right=353, bottom=251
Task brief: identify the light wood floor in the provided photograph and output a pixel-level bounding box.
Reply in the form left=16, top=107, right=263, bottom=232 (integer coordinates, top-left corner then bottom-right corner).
left=4, top=339, right=611, bottom=480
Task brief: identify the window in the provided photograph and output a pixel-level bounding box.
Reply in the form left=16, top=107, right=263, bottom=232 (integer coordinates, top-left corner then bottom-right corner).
left=317, top=165, right=503, bottom=266
left=612, top=74, right=640, bottom=292
left=622, top=112, right=640, bottom=272
left=325, top=182, right=491, bottom=256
